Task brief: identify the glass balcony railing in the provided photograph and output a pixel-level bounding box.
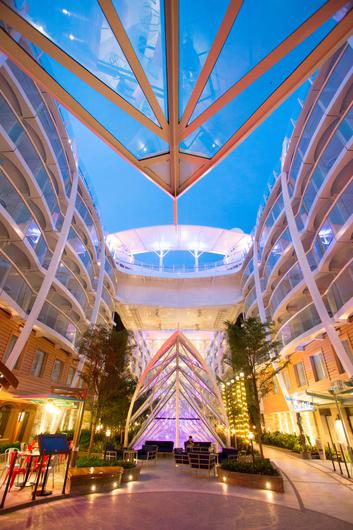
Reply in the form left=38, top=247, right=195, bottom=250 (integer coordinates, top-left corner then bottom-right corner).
left=279, top=303, right=321, bottom=347
left=263, top=228, right=292, bottom=286
left=269, top=262, right=303, bottom=315
left=325, top=262, right=353, bottom=316
left=75, top=194, right=99, bottom=254
left=104, top=257, right=116, bottom=286
left=0, top=255, right=35, bottom=314
left=102, top=286, right=114, bottom=311
left=288, top=46, right=353, bottom=191
left=0, top=94, right=62, bottom=227
left=244, top=286, right=257, bottom=313
left=55, top=262, right=89, bottom=316
left=0, top=168, right=52, bottom=268
left=241, top=257, right=254, bottom=286
left=38, top=301, right=78, bottom=344
left=258, top=194, right=284, bottom=258
left=307, top=181, right=353, bottom=271
left=67, top=227, right=95, bottom=284
left=7, top=60, right=72, bottom=196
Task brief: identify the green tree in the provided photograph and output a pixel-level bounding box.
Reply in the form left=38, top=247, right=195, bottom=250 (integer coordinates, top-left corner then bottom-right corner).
left=78, top=324, right=134, bottom=453
left=226, top=316, right=286, bottom=458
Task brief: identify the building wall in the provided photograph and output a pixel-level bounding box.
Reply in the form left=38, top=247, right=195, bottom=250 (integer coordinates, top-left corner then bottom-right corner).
left=239, top=42, right=353, bottom=451
left=0, top=52, right=118, bottom=444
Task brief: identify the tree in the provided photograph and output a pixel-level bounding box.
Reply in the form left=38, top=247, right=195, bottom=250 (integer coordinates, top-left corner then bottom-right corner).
left=226, top=315, right=286, bottom=458
left=78, top=324, right=134, bottom=453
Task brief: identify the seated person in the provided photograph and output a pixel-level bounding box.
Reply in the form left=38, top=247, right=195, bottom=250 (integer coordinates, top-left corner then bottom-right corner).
left=185, top=436, right=194, bottom=452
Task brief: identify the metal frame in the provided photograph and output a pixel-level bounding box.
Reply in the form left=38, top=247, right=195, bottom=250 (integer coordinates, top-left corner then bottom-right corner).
left=1, top=0, right=351, bottom=200
left=124, top=331, right=229, bottom=448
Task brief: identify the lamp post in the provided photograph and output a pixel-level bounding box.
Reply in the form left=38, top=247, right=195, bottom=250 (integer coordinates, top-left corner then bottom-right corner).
left=248, top=431, right=255, bottom=467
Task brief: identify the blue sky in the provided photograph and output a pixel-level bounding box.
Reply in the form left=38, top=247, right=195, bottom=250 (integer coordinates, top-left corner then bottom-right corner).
left=70, top=82, right=308, bottom=235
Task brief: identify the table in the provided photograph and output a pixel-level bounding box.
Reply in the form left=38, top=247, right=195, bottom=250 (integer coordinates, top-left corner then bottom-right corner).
left=16, top=451, right=40, bottom=489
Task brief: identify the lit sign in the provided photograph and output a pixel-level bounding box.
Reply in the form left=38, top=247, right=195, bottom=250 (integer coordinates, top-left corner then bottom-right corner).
left=286, top=397, right=314, bottom=412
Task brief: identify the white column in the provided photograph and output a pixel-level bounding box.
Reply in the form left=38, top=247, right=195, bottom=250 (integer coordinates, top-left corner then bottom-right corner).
left=5, top=171, right=79, bottom=371
left=72, top=241, right=106, bottom=387
left=281, top=171, right=353, bottom=376
left=175, top=339, right=180, bottom=448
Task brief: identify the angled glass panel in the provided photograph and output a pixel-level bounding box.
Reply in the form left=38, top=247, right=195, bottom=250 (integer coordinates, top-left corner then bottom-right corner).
left=10, top=0, right=158, bottom=124
left=113, top=0, right=167, bottom=118
left=179, top=0, right=230, bottom=117
left=181, top=20, right=335, bottom=158
left=192, top=0, right=328, bottom=120
left=16, top=38, right=168, bottom=159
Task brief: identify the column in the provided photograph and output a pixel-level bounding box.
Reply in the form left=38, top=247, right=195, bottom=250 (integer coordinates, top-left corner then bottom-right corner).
left=281, top=171, right=353, bottom=376
left=5, top=171, right=79, bottom=370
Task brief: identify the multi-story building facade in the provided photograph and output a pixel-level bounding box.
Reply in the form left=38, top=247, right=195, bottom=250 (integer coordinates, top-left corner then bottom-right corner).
left=240, top=43, right=353, bottom=448
left=0, top=54, right=117, bottom=444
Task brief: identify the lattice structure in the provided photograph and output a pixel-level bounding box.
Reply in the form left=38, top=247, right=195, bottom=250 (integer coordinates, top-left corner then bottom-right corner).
left=125, top=331, right=230, bottom=449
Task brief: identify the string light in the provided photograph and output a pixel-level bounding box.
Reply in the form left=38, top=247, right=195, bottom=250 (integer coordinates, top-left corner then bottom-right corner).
left=221, top=372, right=250, bottom=440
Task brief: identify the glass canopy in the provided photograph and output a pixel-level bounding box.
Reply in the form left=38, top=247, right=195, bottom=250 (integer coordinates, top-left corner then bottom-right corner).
left=1, top=0, right=352, bottom=200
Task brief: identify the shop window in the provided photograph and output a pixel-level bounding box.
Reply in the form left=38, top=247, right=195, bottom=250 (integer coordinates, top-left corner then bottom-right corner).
left=294, top=361, right=307, bottom=387
left=51, top=359, right=63, bottom=383
left=310, top=352, right=327, bottom=382
left=31, top=350, right=46, bottom=377
left=66, top=366, right=75, bottom=386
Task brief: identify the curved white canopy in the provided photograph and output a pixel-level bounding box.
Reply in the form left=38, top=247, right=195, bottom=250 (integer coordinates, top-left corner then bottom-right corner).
left=106, top=224, right=251, bottom=260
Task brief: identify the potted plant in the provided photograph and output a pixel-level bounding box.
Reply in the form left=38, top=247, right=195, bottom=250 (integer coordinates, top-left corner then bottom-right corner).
left=218, top=458, right=284, bottom=492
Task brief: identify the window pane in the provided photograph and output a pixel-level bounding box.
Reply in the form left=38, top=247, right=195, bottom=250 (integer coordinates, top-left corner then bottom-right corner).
left=31, top=350, right=46, bottom=377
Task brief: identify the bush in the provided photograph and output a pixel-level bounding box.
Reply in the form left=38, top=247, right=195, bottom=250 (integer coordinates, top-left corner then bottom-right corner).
left=76, top=456, right=135, bottom=469
left=0, top=442, right=21, bottom=454
left=221, top=458, right=279, bottom=476
left=261, top=431, right=304, bottom=451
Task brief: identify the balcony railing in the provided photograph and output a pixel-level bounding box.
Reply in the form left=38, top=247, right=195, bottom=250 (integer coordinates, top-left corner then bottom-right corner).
left=75, top=193, right=99, bottom=254
left=102, top=286, right=114, bottom=311
left=288, top=45, right=353, bottom=191
left=0, top=94, right=62, bottom=226
left=269, top=262, right=304, bottom=315
left=0, top=255, right=35, bottom=314
left=7, top=60, right=72, bottom=196
left=278, top=303, right=321, bottom=347
left=55, top=263, right=89, bottom=317
left=67, top=227, right=95, bottom=284
left=325, top=262, right=353, bottom=316
left=258, top=193, right=284, bottom=258
left=114, top=252, right=245, bottom=275
left=263, top=228, right=292, bottom=287
left=38, top=301, right=78, bottom=344
left=244, top=286, right=257, bottom=313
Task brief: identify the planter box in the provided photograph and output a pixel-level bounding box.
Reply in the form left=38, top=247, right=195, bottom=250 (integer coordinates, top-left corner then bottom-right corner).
left=68, top=466, right=123, bottom=496
left=121, top=465, right=141, bottom=483
left=218, top=466, right=284, bottom=493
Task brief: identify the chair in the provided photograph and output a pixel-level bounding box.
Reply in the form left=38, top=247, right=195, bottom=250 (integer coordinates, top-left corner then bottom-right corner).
left=137, top=444, right=158, bottom=464
left=174, top=449, right=189, bottom=466
left=1, top=451, right=26, bottom=490
left=0, top=448, right=20, bottom=481
left=103, top=443, right=118, bottom=461
left=188, top=452, right=216, bottom=477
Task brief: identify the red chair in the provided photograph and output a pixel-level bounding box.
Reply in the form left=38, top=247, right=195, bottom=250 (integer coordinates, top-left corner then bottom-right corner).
left=1, top=452, right=26, bottom=490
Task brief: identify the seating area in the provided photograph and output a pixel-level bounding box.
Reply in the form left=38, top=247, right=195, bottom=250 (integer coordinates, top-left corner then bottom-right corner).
left=145, top=441, right=174, bottom=454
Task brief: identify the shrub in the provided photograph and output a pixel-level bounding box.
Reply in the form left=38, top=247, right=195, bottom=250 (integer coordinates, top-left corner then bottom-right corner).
left=0, top=442, right=21, bottom=454
left=76, top=456, right=135, bottom=469
left=221, top=458, right=279, bottom=476
left=261, top=431, right=303, bottom=451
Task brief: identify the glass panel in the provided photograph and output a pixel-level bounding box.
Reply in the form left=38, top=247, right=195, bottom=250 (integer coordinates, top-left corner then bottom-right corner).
left=192, top=0, right=328, bottom=120
left=181, top=21, right=333, bottom=157
left=179, top=0, right=230, bottom=117
left=31, top=47, right=168, bottom=159
left=13, top=0, right=158, bottom=124
left=113, top=0, right=167, bottom=117
left=31, top=350, right=46, bottom=377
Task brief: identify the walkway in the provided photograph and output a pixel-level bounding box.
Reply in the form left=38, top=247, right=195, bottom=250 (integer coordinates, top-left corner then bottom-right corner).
left=1, top=447, right=353, bottom=529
